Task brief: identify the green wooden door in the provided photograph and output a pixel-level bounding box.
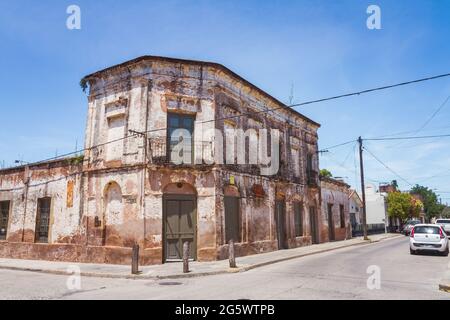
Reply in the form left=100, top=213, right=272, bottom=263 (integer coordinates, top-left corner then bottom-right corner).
left=164, top=195, right=196, bottom=261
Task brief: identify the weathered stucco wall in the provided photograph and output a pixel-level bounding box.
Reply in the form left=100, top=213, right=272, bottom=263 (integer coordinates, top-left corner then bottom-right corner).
left=320, top=178, right=352, bottom=242
left=0, top=56, right=324, bottom=265
left=0, top=160, right=83, bottom=244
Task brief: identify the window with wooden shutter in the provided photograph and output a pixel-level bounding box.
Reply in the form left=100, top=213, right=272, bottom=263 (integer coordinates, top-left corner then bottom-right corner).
left=224, top=196, right=240, bottom=243
left=294, top=202, right=303, bottom=237
left=35, top=198, right=51, bottom=243
left=340, top=205, right=346, bottom=228
left=0, top=201, right=10, bottom=240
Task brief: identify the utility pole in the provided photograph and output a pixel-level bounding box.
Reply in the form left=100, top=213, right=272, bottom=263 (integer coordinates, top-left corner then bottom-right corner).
left=358, top=137, right=369, bottom=240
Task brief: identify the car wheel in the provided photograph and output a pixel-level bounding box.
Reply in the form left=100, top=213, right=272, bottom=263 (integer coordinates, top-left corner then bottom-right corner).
left=410, top=248, right=416, bottom=255
left=443, top=247, right=449, bottom=257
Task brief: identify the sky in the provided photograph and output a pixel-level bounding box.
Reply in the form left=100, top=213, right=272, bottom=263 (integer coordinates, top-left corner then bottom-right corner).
left=0, top=0, right=449, bottom=202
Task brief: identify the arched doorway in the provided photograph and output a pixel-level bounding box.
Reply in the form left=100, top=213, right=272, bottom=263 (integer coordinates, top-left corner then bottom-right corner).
left=162, top=183, right=197, bottom=262
left=104, top=181, right=123, bottom=246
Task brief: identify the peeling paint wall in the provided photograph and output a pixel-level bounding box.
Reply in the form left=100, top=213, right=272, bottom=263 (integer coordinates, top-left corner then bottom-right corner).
left=0, top=57, right=325, bottom=265
left=320, top=178, right=352, bottom=242
left=0, top=160, right=85, bottom=259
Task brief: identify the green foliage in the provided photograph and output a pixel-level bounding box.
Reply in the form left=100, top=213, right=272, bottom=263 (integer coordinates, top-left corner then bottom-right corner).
left=410, top=185, right=445, bottom=220
left=67, top=155, right=84, bottom=166
left=387, top=192, right=423, bottom=222
left=319, top=169, right=333, bottom=178
left=391, top=180, right=399, bottom=190
left=79, top=78, right=88, bottom=93
left=441, top=206, right=450, bottom=218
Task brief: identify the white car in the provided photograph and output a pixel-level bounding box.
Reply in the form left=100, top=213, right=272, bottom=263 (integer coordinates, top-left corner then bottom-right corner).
left=435, top=219, right=450, bottom=236
left=410, top=224, right=449, bottom=256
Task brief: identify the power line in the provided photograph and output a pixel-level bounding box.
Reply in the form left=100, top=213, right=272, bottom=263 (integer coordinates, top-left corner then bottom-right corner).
left=163, top=72, right=450, bottom=129
left=320, top=136, right=450, bottom=190
left=2, top=133, right=141, bottom=170
left=319, top=140, right=356, bottom=152
left=382, top=94, right=450, bottom=149
left=366, top=124, right=450, bottom=140
left=288, top=73, right=450, bottom=108
left=417, top=169, right=450, bottom=184
left=365, top=133, right=450, bottom=142
left=4, top=72, right=450, bottom=170
left=322, top=148, right=383, bottom=185
left=363, top=146, right=413, bottom=186
left=339, top=142, right=356, bottom=167
left=414, top=94, right=450, bottom=134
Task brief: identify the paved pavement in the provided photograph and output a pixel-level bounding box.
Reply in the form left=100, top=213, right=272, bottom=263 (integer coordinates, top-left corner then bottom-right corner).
left=0, top=233, right=398, bottom=280
left=1, top=236, right=449, bottom=300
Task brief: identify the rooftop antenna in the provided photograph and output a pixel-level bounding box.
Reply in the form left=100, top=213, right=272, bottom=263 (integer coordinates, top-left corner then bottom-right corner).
left=288, top=82, right=295, bottom=106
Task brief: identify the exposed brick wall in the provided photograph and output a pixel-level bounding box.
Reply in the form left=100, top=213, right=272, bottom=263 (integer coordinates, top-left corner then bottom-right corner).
left=0, top=57, right=323, bottom=265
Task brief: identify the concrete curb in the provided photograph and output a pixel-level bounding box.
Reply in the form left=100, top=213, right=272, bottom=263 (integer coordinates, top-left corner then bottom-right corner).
left=438, top=265, right=450, bottom=293
left=0, top=234, right=402, bottom=281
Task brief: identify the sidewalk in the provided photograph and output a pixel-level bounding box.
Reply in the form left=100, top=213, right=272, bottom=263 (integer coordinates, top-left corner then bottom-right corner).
left=0, top=233, right=401, bottom=280
left=439, top=265, right=450, bottom=293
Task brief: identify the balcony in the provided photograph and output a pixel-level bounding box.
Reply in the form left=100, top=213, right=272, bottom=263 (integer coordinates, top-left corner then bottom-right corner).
left=148, top=138, right=213, bottom=165
left=149, top=138, right=168, bottom=164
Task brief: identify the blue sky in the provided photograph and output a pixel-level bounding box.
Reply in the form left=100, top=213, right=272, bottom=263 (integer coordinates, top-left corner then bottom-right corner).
left=0, top=0, right=449, bottom=201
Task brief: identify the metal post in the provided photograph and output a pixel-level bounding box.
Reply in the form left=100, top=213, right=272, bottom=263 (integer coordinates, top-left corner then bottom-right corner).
left=183, top=242, right=190, bottom=273
left=229, top=239, right=237, bottom=268
left=358, top=137, right=369, bottom=240
left=131, top=243, right=140, bottom=275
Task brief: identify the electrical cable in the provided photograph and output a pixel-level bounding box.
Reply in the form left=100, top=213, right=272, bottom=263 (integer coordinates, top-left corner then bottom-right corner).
left=5, top=72, right=450, bottom=169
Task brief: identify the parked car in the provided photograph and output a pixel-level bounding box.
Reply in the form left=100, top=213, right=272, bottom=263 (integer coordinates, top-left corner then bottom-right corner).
left=402, top=220, right=421, bottom=236
left=435, top=219, right=450, bottom=236
left=410, top=224, right=449, bottom=256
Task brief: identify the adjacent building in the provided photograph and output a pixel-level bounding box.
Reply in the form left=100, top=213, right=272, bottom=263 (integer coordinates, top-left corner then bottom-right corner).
left=320, top=177, right=352, bottom=242
left=0, top=56, right=325, bottom=265
left=349, top=189, right=363, bottom=236
left=365, top=184, right=391, bottom=233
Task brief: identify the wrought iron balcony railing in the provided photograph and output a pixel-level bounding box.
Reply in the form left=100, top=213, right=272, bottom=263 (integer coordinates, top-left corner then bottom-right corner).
left=148, top=138, right=214, bottom=165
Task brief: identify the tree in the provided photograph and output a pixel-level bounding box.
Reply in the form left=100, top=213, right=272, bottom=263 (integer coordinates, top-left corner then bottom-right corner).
left=387, top=192, right=423, bottom=222
left=441, top=206, right=450, bottom=218
left=391, top=180, right=399, bottom=191
left=410, top=185, right=445, bottom=220
left=319, top=169, right=333, bottom=178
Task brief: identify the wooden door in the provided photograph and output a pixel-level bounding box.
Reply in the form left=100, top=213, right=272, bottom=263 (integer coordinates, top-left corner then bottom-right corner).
left=164, top=195, right=196, bottom=261
left=275, top=201, right=288, bottom=249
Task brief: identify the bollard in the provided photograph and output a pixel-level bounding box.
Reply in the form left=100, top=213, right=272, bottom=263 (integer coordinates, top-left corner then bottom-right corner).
left=131, top=243, right=139, bottom=275
left=229, top=239, right=237, bottom=268
left=183, top=241, right=190, bottom=273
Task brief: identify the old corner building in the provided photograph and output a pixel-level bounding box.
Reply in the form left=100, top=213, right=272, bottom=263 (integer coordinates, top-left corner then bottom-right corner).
left=0, top=56, right=350, bottom=265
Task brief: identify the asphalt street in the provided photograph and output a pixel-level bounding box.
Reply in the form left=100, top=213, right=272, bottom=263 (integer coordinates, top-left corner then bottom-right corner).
left=1, top=236, right=449, bottom=300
